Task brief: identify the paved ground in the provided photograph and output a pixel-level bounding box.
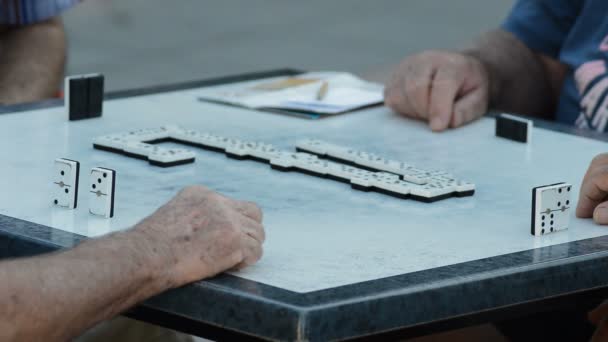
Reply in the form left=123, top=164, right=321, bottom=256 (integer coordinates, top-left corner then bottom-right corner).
left=63, top=2, right=514, bottom=340
left=63, top=0, right=513, bottom=90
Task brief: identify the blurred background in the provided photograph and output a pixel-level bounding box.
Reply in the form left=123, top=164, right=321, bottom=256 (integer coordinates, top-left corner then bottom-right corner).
left=63, top=0, right=513, bottom=91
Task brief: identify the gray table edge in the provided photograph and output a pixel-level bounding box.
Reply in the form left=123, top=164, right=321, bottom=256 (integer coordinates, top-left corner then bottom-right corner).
left=2, top=69, right=608, bottom=341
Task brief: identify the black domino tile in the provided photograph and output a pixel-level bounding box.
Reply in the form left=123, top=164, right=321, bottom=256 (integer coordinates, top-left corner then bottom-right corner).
left=531, top=186, right=540, bottom=235
left=68, top=78, right=89, bottom=121
left=496, top=115, right=529, bottom=143
left=93, top=144, right=124, bottom=154
left=295, top=147, right=326, bottom=157
left=73, top=160, right=80, bottom=208
left=248, top=156, right=272, bottom=164
left=87, top=75, right=104, bottom=118
left=67, top=75, right=105, bottom=120
left=373, top=187, right=410, bottom=200
left=351, top=184, right=372, bottom=192
left=142, top=137, right=173, bottom=144
left=456, top=190, right=475, bottom=197
left=197, top=145, right=226, bottom=154
left=411, top=193, right=454, bottom=203
left=149, top=158, right=196, bottom=168
left=226, top=153, right=248, bottom=160
left=123, top=151, right=150, bottom=161
left=326, top=174, right=351, bottom=184
left=270, top=165, right=293, bottom=172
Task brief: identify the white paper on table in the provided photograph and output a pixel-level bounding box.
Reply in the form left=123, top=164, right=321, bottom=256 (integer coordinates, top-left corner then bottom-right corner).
left=198, top=71, right=384, bottom=115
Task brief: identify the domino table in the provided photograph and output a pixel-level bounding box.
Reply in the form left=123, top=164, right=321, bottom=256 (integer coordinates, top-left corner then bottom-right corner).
left=3, top=69, right=608, bottom=341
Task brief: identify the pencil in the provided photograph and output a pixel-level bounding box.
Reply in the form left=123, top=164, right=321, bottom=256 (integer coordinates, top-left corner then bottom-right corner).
left=316, top=81, right=329, bottom=101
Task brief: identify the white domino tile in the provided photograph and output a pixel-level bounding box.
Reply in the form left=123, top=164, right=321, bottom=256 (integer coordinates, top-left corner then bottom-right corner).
left=375, top=179, right=412, bottom=196
left=269, top=152, right=297, bottom=169
left=89, top=167, right=115, bottom=218
left=246, top=142, right=281, bottom=161
left=296, top=138, right=328, bottom=155
left=123, top=141, right=157, bottom=157
left=148, top=149, right=196, bottom=165
left=93, top=135, right=132, bottom=150
left=455, top=181, right=476, bottom=193
left=225, top=140, right=251, bottom=158
left=52, top=158, right=80, bottom=209
left=350, top=174, right=373, bottom=188
left=532, top=183, right=572, bottom=236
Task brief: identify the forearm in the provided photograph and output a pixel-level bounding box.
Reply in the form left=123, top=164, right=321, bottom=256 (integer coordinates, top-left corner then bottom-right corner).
left=0, top=229, right=172, bottom=341
left=0, top=17, right=66, bottom=105
left=464, top=29, right=562, bottom=119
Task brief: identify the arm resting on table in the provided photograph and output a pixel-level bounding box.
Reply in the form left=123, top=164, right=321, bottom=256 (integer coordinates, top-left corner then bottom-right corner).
left=0, top=230, right=171, bottom=342
left=0, top=185, right=266, bottom=342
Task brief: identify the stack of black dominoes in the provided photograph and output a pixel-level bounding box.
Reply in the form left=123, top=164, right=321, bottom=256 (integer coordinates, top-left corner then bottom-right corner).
left=65, top=74, right=104, bottom=121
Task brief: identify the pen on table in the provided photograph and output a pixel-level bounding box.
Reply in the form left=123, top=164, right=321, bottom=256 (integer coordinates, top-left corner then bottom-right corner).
left=316, top=81, right=329, bottom=101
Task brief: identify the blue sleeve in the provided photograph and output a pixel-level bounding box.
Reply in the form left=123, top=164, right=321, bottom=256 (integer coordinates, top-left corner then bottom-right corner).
left=0, top=0, right=80, bottom=25
left=502, top=0, right=583, bottom=57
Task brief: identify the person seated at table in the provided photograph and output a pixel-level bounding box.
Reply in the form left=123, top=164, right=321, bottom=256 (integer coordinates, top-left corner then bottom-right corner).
left=1, top=3, right=245, bottom=341
left=385, top=0, right=608, bottom=340
left=0, top=185, right=265, bottom=341
left=0, top=0, right=72, bottom=104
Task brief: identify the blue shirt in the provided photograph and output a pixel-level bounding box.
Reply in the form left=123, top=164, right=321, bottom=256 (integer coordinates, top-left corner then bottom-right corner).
left=0, top=0, right=79, bottom=25
left=503, top=0, right=608, bottom=131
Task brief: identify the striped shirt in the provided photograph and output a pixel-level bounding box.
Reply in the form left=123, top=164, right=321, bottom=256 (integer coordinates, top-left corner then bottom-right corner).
left=0, top=0, right=79, bottom=25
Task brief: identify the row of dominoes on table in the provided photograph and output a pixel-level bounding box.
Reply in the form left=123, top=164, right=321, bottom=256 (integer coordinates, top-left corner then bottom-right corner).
left=92, top=125, right=475, bottom=203
left=53, top=159, right=116, bottom=218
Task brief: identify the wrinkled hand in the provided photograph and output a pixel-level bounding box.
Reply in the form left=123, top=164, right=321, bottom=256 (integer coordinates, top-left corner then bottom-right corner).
left=576, top=154, right=608, bottom=224
left=384, top=50, right=490, bottom=132
left=135, top=185, right=265, bottom=287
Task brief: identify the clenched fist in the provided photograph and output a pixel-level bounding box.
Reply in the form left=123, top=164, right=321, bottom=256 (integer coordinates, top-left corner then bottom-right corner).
left=384, top=50, right=490, bottom=132
left=577, top=154, right=608, bottom=224
left=133, top=185, right=265, bottom=287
